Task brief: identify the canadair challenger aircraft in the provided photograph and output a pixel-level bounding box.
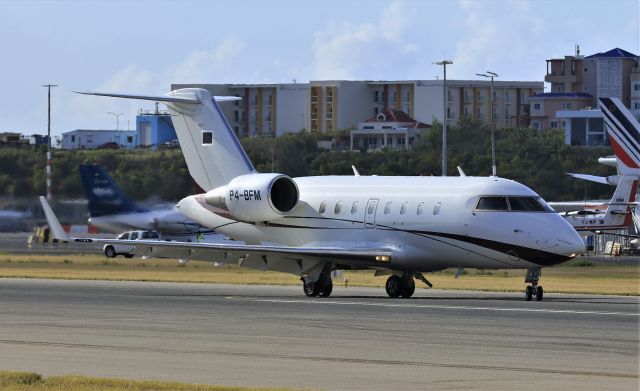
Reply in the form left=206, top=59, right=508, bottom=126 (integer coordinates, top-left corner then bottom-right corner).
left=41, top=88, right=586, bottom=301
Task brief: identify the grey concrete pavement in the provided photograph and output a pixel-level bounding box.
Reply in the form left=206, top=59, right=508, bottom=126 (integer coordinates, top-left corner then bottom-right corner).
left=0, top=279, right=638, bottom=390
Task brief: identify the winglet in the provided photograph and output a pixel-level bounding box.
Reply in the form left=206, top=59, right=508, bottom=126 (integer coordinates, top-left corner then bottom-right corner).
left=457, top=166, right=467, bottom=177
left=351, top=165, right=360, bottom=176
left=39, top=196, right=70, bottom=242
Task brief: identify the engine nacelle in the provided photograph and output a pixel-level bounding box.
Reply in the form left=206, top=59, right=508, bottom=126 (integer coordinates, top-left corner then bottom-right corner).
left=204, top=173, right=299, bottom=222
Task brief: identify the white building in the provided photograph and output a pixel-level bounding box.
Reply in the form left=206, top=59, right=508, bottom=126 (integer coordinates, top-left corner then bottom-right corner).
left=350, top=109, right=431, bottom=151
left=61, top=129, right=137, bottom=149
left=556, top=110, right=607, bottom=146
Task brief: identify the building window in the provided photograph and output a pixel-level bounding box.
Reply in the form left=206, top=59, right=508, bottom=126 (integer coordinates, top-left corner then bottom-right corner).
left=127, top=136, right=133, bottom=143
left=71, top=135, right=76, bottom=142
left=234, top=110, right=239, bottom=122
left=532, top=121, right=540, bottom=129
left=556, top=85, right=564, bottom=93
left=634, top=84, right=640, bottom=91
left=374, top=90, right=379, bottom=103
left=533, top=103, right=540, bottom=110
left=635, top=103, right=640, bottom=110
left=562, top=102, right=572, bottom=110
left=550, top=121, right=558, bottom=128
left=202, top=131, right=213, bottom=144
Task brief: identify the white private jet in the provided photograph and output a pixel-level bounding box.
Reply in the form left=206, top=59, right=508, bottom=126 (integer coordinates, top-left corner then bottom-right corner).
left=41, top=88, right=585, bottom=301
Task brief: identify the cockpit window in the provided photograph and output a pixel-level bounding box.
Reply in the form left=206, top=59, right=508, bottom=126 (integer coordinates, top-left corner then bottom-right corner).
left=475, top=196, right=554, bottom=212
left=476, top=197, right=508, bottom=211
left=508, top=197, right=550, bottom=212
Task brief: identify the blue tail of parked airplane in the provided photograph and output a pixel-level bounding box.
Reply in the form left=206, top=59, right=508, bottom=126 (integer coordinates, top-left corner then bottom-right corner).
left=79, top=164, right=146, bottom=217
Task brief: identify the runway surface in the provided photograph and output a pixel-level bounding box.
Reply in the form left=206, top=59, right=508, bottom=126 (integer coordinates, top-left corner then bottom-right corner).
left=0, top=279, right=638, bottom=390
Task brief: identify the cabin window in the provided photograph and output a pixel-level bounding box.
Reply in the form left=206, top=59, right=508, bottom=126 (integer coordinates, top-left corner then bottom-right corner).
left=202, top=131, right=213, bottom=144
left=367, top=202, right=375, bottom=215
left=319, top=201, right=327, bottom=214
left=417, top=202, right=424, bottom=215
left=383, top=201, right=392, bottom=215
left=476, top=197, right=508, bottom=211
left=334, top=201, right=342, bottom=214
left=433, top=202, right=441, bottom=215
left=351, top=201, right=359, bottom=214
left=400, top=202, right=408, bottom=215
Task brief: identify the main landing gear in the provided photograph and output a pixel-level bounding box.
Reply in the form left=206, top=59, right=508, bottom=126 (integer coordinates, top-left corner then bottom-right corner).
left=385, top=274, right=416, bottom=298
left=302, top=274, right=333, bottom=297
left=525, top=267, right=543, bottom=301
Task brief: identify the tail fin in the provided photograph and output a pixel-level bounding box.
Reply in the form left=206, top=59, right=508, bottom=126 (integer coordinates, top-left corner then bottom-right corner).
left=599, top=97, right=640, bottom=175
left=76, top=89, right=256, bottom=190
left=79, top=164, right=143, bottom=217
left=601, top=175, right=638, bottom=229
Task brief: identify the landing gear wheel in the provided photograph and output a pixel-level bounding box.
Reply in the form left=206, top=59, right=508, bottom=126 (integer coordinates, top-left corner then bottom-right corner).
left=303, top=281, right=320, bottom=297
left=385, top=275, right=402, bottom=298
left=525, top=286, right=533, bottom=301
left=319, top=281, right=333, bottom=297
left=400, top=278, right=415, bottom=298
left=104, top=246, right=116, bottom=258
left=536, top=286, right=544, bottom=301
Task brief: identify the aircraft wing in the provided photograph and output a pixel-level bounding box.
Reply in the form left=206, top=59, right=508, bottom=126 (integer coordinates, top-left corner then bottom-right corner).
left=40, top=197, right=392, bottom=274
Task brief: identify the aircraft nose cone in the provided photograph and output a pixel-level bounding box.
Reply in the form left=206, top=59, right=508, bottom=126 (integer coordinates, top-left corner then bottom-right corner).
left=561, top=230, right=587, bottom=258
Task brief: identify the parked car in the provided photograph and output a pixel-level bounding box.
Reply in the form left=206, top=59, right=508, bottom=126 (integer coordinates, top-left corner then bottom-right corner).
left=103, top=230, right=160, bottom=258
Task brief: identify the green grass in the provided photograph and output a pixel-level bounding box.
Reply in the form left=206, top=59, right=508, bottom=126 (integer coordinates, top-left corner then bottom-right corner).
left=0, top=253, right=638, bottom=295
left=0, top=370, right=300, bottom=391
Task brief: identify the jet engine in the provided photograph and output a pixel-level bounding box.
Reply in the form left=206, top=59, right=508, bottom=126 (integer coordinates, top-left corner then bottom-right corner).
left=204, top=173, right=299, bottom=222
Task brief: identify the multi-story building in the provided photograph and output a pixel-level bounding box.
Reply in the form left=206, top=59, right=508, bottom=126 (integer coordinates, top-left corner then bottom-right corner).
left=536, top=47, right=639, bottom=144
left=172, top=83, right=309, bottom=137
left=173, top=80, right=542, bottom=137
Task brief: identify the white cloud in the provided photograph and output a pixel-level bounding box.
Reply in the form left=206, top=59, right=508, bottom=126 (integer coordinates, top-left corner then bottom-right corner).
left=312, top=0, right=420, bottom=80
left=171, top=36, right=246, bottom=83
left=452, top=0, right=549, bottom=81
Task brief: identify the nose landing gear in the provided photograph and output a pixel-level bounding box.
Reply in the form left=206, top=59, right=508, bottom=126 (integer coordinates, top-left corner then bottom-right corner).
left=525, top=267, right=543, bottom=301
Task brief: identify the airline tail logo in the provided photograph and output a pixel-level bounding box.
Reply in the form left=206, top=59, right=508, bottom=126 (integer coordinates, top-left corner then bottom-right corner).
left=599, top=97, right=640, bottom=173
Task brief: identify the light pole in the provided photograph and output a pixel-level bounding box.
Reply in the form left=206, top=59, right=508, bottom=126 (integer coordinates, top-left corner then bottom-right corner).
left=435, top=60, right=453, bottom=176
left=476, top=71, right=498, bottom=176
left=107, top=112, right=124, bottom=130
left=42, top=84, right=58, bottom=201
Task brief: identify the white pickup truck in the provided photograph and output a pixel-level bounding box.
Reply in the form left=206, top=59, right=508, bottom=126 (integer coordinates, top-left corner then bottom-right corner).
left=103, top=230, right=160, bottom=258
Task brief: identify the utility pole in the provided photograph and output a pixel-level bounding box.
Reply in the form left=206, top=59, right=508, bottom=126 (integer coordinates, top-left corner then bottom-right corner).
left=42, top=84, right=58, bottom=201
left=476, top=71, right=498, bottom=176
left=434, top=60, right=453, bottom=176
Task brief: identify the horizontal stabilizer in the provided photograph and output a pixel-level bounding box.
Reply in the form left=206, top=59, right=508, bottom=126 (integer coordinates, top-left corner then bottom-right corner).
left=567, top=173, right=611, bottom=185
left=74, top=91, right=241, bottom=104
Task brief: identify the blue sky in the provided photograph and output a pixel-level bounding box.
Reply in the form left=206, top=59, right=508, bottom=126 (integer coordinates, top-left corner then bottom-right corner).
left=0, top=0, right=638, bottom=138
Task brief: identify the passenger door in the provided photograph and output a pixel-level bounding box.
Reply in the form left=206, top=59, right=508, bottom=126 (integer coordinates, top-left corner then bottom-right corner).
left=364, top=199, right=378, bottom=228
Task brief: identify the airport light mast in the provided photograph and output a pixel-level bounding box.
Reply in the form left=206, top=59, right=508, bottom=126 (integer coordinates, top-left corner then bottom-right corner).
left=42, top=84, right=58, bottom=201
left=107, top=112, right=124, bottom=130
left=476, top=71, right=498, bottom=176
left=435, top=60, right=453, bottom=176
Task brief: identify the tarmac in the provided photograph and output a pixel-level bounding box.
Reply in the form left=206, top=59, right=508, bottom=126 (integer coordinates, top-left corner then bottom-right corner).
left=0, top=279, right=638, bottom=390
